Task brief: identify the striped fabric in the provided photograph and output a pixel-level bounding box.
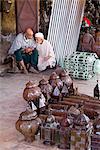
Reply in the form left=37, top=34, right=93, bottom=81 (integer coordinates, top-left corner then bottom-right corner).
left=47, top=0, right=86, bottom=67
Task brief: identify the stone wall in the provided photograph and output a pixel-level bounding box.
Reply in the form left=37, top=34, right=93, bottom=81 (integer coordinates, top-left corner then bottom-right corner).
left=1, top=0, right=16, bottom=34
left=0, top=0, right=16, bottom=65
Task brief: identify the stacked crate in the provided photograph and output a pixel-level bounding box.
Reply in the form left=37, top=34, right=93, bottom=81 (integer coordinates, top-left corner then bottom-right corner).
left=64, top=52, right=98, bottom=79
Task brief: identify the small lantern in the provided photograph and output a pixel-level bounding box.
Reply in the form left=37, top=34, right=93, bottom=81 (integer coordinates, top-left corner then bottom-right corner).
left=23, top=81, right=42, bottom=113
left=40, top=109, right=59, bottom=145
left=39, top=78, right=53, bottom=102
left=58, top=113, right=71, bottom=149
left=59, top=70, right=74, bottom=96
left=59, top=70, right=73, bottom=87
left=49, top=72, right=63, bottom=103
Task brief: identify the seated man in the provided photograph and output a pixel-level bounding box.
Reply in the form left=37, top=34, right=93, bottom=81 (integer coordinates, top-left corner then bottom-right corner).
left=8, top=28, right=38, bottom=74
left=93, top=28, right=100, bottom=58
left=35, top=32, right=56, bottom=71
left=81, top=27, right=95, bottom=52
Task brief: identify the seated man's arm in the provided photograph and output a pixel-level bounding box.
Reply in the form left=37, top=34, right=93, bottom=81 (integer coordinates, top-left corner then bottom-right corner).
left=8, top=34, right=22, bottom=55
left=24, top=47, right=33, bottom=53
left=44, top=42, right=55, bottom=61
left=24, top=39, right=36, bottom=54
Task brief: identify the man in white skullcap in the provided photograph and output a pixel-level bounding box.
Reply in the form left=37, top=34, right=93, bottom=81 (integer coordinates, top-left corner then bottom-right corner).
left=35, top=32, right=56, bottom=71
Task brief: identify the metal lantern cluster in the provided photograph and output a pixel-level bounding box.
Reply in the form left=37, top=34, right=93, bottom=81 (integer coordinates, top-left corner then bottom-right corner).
left=22, top=70, right=74, bottom=113
left=49, top=71, right=73, bottom=103
left=15, top=70, right=100, bottom=149
left=16, top=70, right=74, bottom=143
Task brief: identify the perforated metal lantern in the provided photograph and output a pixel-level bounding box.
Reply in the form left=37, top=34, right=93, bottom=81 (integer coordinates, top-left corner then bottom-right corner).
left=39, top=79, right=53, bottom=97
left=58, top=113, right=71, bottom=149
left=23, top=81, right=41, bottom=102
left=49, top=72, right=63, bottom=90
left=59, top=70, right=73, bottom=87
left=74, top=107, right=90, bottom=131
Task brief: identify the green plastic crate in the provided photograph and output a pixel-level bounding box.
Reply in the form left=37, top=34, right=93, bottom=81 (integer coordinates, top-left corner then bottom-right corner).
left=64, top=52, right=98, bottom=80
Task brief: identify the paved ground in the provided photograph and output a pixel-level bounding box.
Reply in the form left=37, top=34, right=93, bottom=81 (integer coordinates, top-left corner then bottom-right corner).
left=0, top=70, right=100, bottom=150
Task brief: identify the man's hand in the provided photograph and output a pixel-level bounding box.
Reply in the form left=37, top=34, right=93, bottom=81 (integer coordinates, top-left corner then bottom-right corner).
left=24, top=48, right=33, bottom=53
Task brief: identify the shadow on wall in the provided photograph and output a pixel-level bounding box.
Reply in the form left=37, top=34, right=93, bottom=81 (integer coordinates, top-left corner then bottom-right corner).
left=0, top=41, right=11, bottom=65
left=0, top=33, right=16, bottom=65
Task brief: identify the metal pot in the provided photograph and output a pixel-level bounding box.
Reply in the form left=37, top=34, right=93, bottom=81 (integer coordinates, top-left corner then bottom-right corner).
left=16, top=110, right=41, bottom=142
left=23, top=81, right=41, bottom=102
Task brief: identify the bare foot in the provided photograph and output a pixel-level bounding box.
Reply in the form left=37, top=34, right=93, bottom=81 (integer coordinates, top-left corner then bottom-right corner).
left=29, top=66, right=39, bottom=74
left=21, top=69, right=28, bottom=74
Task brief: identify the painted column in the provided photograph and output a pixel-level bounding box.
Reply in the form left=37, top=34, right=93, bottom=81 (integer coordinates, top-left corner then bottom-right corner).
left=47, top=0, right=86, bottom=67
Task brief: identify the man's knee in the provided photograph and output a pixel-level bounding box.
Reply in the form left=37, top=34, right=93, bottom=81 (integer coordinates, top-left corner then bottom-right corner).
left=14, top=49, right=23, bottom=62
left=32, top=48, right=38, bottom=56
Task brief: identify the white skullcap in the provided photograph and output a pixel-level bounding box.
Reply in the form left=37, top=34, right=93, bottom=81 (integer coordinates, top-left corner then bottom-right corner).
left=35, top=32, right=44, bottom=39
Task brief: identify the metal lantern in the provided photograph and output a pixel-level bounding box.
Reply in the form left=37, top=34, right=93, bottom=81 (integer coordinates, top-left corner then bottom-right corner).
left=16, top=110, right=41, bottom=142
left=23, top=81, right=41, bottom=102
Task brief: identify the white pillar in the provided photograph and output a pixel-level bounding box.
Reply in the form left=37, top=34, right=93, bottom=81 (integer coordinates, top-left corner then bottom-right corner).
left=47, top=0, right=86, bottom=67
